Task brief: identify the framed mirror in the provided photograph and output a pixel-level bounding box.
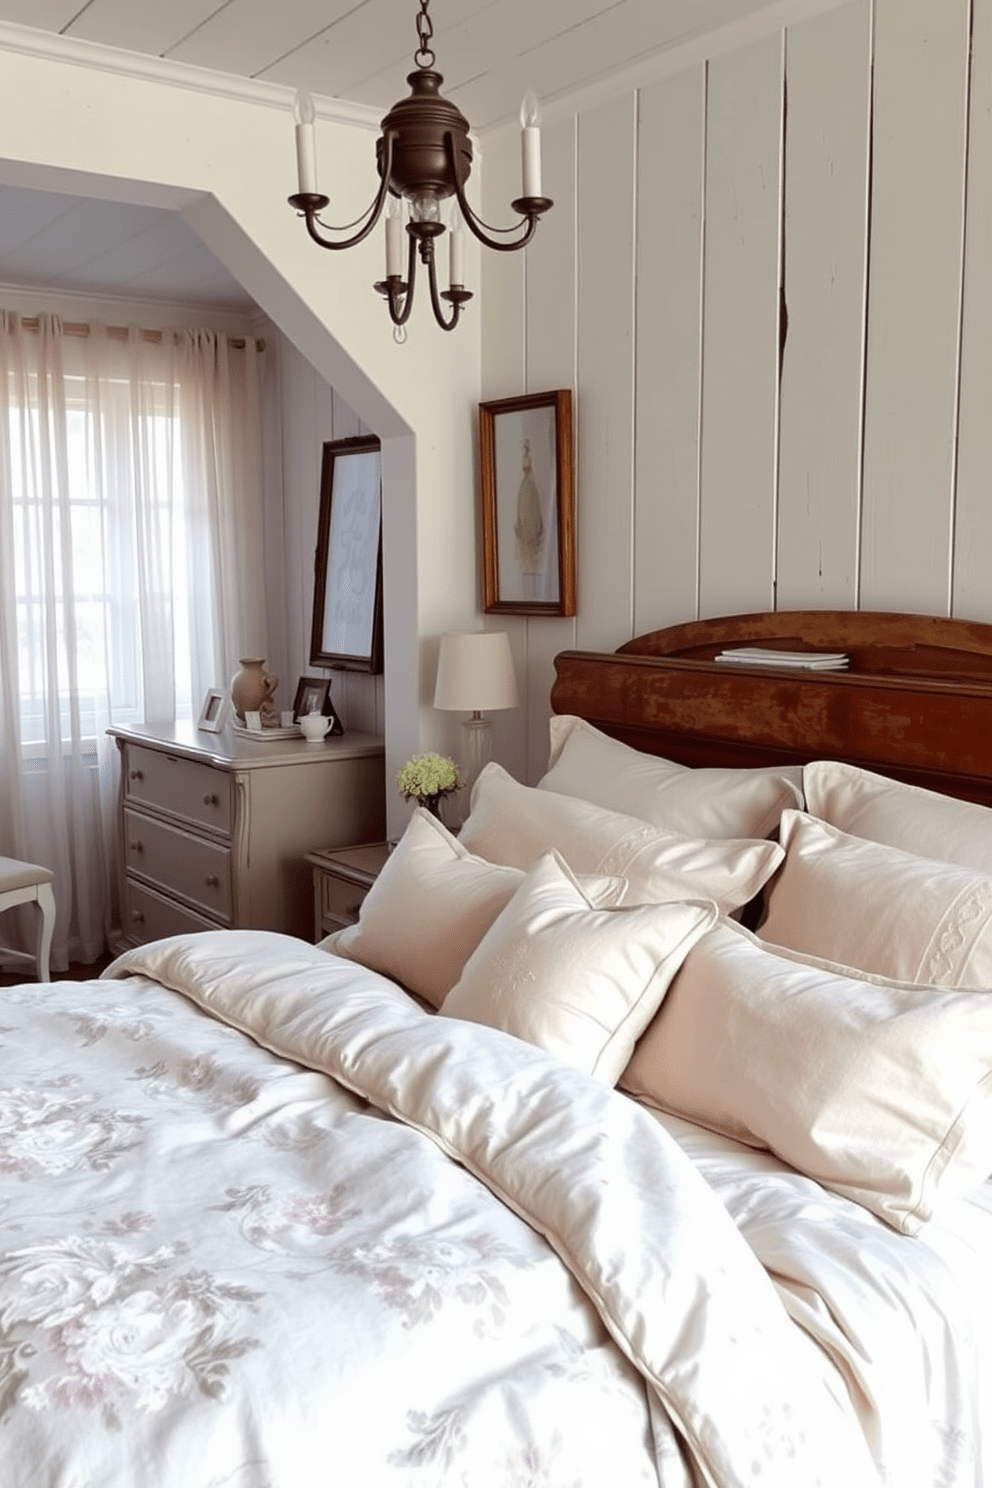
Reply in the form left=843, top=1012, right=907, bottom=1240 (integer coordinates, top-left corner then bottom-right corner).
left=310, top=435, right=383, bottom=673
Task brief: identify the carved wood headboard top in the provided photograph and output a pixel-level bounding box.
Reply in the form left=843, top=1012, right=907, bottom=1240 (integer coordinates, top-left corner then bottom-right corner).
left=551, top=611, right=992, bottom=807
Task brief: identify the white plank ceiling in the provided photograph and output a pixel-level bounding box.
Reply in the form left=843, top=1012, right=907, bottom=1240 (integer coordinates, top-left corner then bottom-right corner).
left=0, top=0, right=828, bottom=310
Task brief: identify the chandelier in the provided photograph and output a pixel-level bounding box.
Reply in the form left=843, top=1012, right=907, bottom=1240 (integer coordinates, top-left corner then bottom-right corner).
left=288, top=0, right=553, bottom=336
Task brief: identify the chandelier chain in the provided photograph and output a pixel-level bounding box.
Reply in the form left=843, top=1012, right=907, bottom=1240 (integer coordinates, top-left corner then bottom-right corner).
left=414, top=0, right=435, bottom=68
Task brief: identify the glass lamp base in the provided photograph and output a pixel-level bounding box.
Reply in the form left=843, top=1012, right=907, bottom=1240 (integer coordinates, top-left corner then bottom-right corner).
left=460, top=714, right=493, bottom=795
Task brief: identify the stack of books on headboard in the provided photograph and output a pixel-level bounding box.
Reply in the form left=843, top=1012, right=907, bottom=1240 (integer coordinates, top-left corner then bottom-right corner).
left=715, top=648, right=849, bottom=671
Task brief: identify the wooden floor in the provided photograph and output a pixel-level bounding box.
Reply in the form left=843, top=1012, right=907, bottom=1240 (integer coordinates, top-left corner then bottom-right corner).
left=0, top=950, right=114, bottom=988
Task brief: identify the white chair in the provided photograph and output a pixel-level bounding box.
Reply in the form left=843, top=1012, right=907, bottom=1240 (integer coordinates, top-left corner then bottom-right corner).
left=0, top=856, right=56, bottom=982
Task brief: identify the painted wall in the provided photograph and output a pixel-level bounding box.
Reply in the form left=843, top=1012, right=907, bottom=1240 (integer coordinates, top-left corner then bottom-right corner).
left=480, top=0, right=992, bottom=785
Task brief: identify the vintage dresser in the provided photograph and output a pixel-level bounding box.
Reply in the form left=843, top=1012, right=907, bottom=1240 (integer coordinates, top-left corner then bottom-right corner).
left=108, top=722, right=386, bottom=947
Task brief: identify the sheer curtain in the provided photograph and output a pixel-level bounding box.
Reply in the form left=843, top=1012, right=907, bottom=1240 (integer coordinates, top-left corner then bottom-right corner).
left=0, top=312, right=267, bottom=971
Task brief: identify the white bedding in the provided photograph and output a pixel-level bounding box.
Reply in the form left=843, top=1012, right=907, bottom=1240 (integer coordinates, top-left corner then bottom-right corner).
left=2, top=927, right=983, bottom=1487
left=651, top=1111, right=992, bottom=1488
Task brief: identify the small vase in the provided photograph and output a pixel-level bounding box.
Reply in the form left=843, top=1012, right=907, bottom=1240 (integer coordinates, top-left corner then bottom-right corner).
left=230, top=657, right=278, bottom=724
left=420, top=794, right=443, bottom=819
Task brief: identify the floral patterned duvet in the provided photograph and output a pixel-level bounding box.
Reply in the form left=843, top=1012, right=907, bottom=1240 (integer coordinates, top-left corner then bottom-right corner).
left=0, top=930, right=880, bottom=1488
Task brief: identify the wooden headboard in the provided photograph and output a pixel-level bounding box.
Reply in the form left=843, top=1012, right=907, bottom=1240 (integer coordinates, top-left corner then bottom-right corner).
left=551, top=610, right=992, bottom=808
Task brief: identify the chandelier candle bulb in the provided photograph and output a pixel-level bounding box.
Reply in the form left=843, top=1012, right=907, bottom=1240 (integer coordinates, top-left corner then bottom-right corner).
left=449, top=220, right=464, bottom=287
left=520, top=90, right=542, bottom=199
left=386, top=206, right=404, bottom=278
left=293, top=90, right=318, bottom=196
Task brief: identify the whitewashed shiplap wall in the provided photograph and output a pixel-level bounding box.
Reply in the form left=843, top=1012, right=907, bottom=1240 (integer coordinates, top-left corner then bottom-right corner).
left=481, top=0, right=992, bottom=785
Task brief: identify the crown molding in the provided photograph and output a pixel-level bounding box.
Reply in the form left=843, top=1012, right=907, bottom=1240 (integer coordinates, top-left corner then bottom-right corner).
left=0, top=19, right=382, bottom=130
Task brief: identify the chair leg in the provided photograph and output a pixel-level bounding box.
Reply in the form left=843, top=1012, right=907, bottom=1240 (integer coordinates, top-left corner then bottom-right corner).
left=34, top=883, right=55, bottom=982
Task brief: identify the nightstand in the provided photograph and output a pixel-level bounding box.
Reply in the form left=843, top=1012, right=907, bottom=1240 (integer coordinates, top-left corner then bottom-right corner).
left=305, top=841, right=391, bottom=940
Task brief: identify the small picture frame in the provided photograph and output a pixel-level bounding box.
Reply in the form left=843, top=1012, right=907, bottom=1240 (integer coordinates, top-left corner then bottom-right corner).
left=479, top=388, right=576, bottom=616
left=293, top=676, right=330, bottom=720
left=197, top=688, right=228, bottom=733
left=293, top=676, right=344, bottom=735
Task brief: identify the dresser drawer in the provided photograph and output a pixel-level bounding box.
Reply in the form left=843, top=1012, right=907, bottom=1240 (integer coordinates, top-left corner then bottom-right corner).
left=124, top=744, right=232, bottom=835
left=320, top=871, right=373, bottom=929
left=124, top=878, right=218, bottom=943
left=124, top=806, right=233, bottom=922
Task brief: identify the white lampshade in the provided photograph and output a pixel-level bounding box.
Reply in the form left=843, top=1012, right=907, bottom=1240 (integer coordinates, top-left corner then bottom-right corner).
left=434, top=631, right=519, bottom=713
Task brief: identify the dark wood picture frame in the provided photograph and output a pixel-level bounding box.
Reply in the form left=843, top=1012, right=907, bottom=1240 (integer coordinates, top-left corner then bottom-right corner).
left=310, top=435, right=384, bottom=672
left=479, top=388, right=575, bottom=617
left=292, top=676, right=330, bottom=719
left=292, top=675, right=344, bottom=735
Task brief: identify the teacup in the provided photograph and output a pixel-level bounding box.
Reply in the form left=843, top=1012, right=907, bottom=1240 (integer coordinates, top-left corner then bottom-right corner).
left=299, top=712, right=330, bottom=742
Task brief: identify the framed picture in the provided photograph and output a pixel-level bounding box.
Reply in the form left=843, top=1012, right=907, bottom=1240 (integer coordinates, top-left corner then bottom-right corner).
left=292, top=676, right=344, bottom=735
left=310, top=435, right=383, bottom=672
left=197, top=688, right=228, bottom=733
left=293, top=676, right=329, bottom=719
left=479, top=388, right=575, bottom=616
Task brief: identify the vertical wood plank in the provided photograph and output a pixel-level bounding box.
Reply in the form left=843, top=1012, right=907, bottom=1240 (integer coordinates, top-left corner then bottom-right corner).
left=860, top=0, right=970, bottom=614
left=777, top=0, right=871, bottom=610
left=519, top=112, right=579, bottom=782
left=481, top=127, right=526, bottom=398
left=575, top=93, right=637, bottom=653
left=634, top=65, right=706, bottom=634
left=699, top=32, right=784, bottom=618
left=952, top=0, right=992, bottom=622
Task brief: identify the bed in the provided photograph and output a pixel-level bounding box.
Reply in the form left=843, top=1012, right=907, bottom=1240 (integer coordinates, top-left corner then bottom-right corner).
left=2, top=609, right=991, bottom=1488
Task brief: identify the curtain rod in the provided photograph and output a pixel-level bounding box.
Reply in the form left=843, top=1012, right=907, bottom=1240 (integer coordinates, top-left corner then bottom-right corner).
left=15, top=316, right=265, bottom=352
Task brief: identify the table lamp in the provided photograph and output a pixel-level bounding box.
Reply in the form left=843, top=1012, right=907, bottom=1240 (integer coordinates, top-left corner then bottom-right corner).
left=434, top=630, right=519, bottom=791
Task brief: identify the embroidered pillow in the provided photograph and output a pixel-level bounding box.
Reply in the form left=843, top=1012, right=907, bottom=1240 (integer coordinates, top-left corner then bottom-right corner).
left=460, top=763, right=783, bottom=916
left=760, top=810, right=992, bottom=987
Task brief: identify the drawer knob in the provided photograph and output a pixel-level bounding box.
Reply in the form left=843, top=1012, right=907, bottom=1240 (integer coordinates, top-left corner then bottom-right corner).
left=204, top=874, right=219, bottom=888
left=131, top=910, right=145, bottom=923
left=203, top=793, right=219, bottom=806
left=129, top=839, right=143, bottom=853
left=129, top=769, right=144, bottom=781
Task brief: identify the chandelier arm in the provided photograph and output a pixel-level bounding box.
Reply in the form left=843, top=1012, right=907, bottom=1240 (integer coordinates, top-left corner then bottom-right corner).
left=424, top=244, right=461, bottom=331
left=290, top=133, right=396, bottom=251
left=447, top=134, right=549, bottom=253
left=376, top=229, right=419, bottom=327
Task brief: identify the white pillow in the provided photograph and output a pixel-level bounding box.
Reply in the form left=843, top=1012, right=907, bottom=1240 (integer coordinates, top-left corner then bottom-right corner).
left=441, top=850, right=717, bottom=1084
left=324, top=809, right=626, bottom=1009
left=621, top=919, right=992, bottom=1234
left=542, top=714, right=803, bottom=839
left=459, top=764, right=783, bottom=917
left=803, top=759, right=992, bottom=873
left=760, top=809, right=992, bottom=987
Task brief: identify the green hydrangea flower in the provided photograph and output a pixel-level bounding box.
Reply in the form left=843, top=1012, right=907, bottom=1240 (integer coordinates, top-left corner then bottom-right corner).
left=397, top=752, right=463, bottom=804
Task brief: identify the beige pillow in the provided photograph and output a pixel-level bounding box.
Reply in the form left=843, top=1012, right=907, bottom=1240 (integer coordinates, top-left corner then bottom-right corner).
left=441, top=850, right=717, bottom=1084
left=542, top=714, right=803, bottom=839
left=760, top=809, right=992, bottom=987
left=803, top=759, right=992, bottom=873
left=459, top=764, right=783, bottom=916
left=325, top=810, right=625, bottom=1009
left=621, top=918, right=992, bottom=1234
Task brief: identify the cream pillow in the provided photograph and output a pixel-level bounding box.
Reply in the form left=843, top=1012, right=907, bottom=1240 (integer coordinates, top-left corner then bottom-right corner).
left=441, top=850, right=717, bottom=1084
left=621, top=919, right=992, bottom=1234
left=542, top=714, right=803, bottom=839
left=459, top=764, right=783, bottom=916
left=760, top=809, right=992, bottom=987
left=325, top=809, right=625, bottom=1009
left=804, top=759, right=992, bottom=873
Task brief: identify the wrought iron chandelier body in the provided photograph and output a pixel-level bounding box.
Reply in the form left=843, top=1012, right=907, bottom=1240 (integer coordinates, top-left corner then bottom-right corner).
left=288, top=0, right=553, bottom=334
